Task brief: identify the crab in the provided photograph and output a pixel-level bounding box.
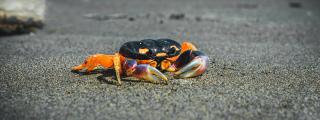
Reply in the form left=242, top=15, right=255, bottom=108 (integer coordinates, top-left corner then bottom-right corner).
left=72, top=39, right=209, bottom=85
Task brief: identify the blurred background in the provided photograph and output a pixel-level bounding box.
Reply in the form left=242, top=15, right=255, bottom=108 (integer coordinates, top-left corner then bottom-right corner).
left=0, top=0, right=319, bottom=119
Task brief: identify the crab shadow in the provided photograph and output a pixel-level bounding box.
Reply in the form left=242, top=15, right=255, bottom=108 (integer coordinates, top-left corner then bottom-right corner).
left=96, top=72, right=143, bottom=85
left=71, top=69, right=142, bottom=85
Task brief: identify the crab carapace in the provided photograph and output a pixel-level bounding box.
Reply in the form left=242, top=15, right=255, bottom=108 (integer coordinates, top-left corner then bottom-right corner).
left=72, top=39, right=209, bottom=85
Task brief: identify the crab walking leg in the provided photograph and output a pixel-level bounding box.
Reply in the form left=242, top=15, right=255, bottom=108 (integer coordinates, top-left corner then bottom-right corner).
left=124, top=59, right=168, bottom=83
left=72, top=54, right=115, bottom=72
left=72, top=53, right=127, bottom=85
left=113, top=53, right=122, bottom=85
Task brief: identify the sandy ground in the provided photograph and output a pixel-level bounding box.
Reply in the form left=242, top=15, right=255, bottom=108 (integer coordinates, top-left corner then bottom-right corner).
left=0, top=0, right=320, bottom=119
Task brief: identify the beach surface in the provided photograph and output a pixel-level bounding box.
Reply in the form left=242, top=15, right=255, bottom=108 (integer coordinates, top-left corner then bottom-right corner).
left=0, top=0, right=319, bottom=119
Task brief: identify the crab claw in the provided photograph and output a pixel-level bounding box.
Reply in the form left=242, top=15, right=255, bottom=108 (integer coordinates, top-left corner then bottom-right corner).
left=167, top=50, right=209, bottom=78
left=124, top=59, right=168, bottom=84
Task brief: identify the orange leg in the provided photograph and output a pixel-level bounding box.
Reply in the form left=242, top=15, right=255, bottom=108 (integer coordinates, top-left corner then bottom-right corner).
left=113, top=53, right=122, bottom=85
left=72, top=53, right=167, bottom=85
left=72, top=54, right=114, bottom=72
left=72, top=53, right=123, bottom=85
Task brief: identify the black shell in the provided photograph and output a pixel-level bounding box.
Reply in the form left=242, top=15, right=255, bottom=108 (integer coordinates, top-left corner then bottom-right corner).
left=119, top=39, right=181, bottom=62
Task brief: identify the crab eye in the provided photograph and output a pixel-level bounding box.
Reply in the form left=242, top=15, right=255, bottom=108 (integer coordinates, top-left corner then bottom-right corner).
left=168, top=46, right=178, bottom=55
left=168, top=47, right=176, bottom=54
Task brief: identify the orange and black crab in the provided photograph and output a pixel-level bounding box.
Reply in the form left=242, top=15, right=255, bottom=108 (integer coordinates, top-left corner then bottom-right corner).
left=72, top=39, right=209, bottom=85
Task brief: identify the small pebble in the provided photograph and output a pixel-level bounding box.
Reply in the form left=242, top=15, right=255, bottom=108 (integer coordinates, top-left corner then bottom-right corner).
left=159, top=20, right=164, bottom=24
left=169, top=13, right=185, bottom=20
left=289, top=2, right=302, bottom=8
left=128, top=17, right=135, bottom=21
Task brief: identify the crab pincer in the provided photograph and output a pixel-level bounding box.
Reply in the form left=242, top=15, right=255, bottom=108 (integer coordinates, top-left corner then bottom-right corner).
left=167, top=50, right=209, bottom=78
left=124, top=59, right=168, bottom=84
